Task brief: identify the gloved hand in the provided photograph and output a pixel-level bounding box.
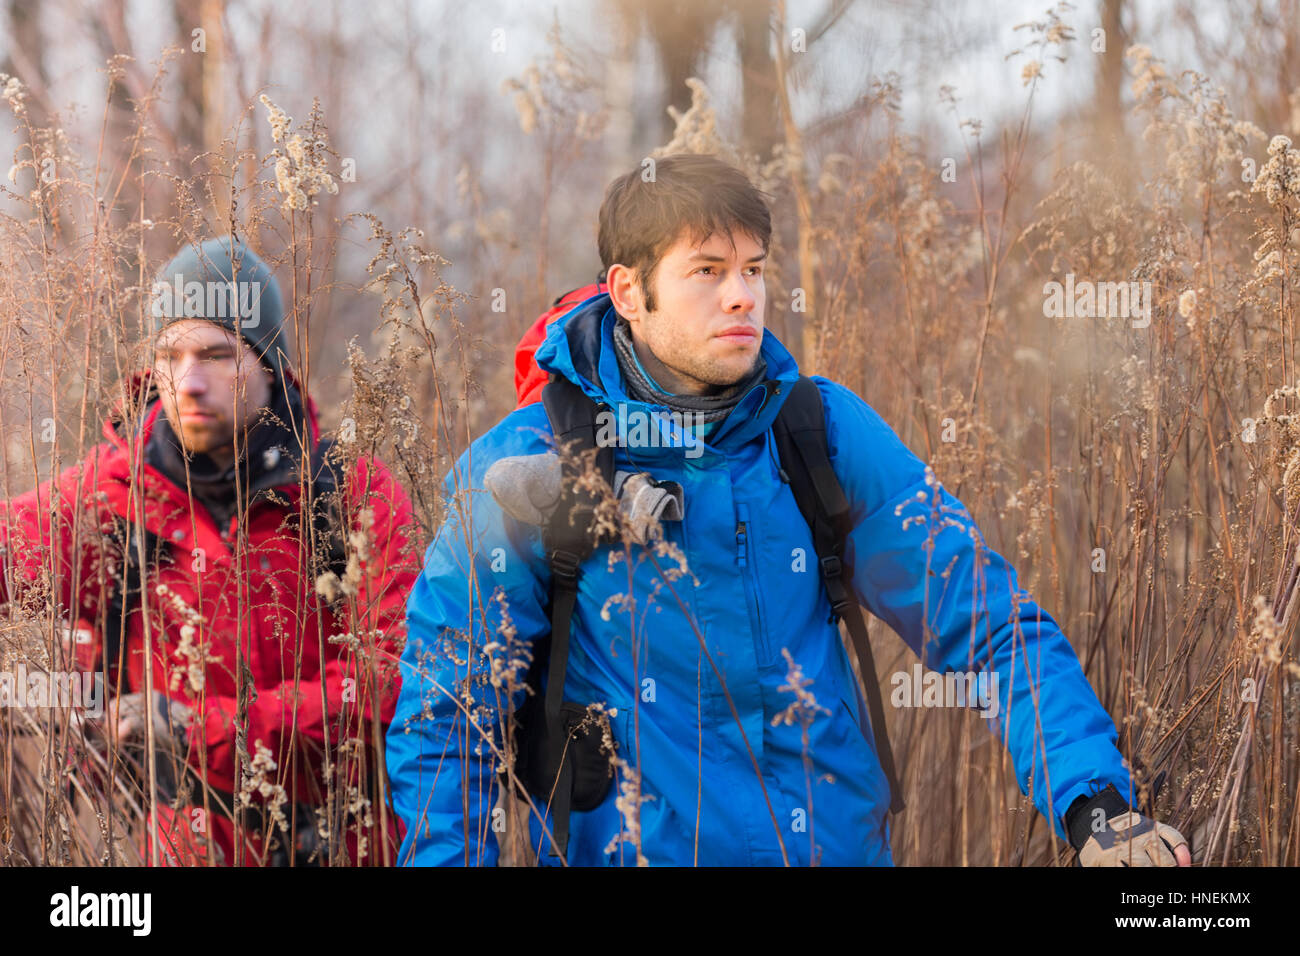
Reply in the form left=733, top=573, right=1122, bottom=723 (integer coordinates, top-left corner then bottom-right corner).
left=1066, top=783, right=1190, bottom=866
left=110, top=690, right=193, bottom=750
left=107, top=691, right=194, bottom=802
left=484, top=453, right=564, bottom=525
left=611, top=471, right=684, bottom=544
left=484, top=452, right=685, bottom=543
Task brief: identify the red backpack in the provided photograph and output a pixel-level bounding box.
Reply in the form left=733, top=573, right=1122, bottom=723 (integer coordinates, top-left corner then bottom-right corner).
left=514, top=283, right=607, bottom=407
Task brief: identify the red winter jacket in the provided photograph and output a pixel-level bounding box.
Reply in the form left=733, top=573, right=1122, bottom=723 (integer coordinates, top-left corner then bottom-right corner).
left=0, top=369, right=418, bottom=864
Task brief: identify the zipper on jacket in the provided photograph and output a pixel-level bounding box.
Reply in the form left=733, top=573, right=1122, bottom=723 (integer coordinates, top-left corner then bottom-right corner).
left=735, top=502, right=770, bottom=661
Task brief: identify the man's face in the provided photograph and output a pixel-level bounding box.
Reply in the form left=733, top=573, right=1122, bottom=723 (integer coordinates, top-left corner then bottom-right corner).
left=152, top=320, right=272, bottom=458
left=608, top=228, right=767, bottom=396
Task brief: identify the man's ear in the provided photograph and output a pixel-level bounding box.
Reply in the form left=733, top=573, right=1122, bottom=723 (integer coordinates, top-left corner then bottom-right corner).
left=606, top=263, right=645, bottom=327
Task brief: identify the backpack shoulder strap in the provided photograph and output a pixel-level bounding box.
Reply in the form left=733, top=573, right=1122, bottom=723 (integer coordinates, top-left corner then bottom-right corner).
left=530, top=374, right=615, bottom=857
left=540, top=375, right=615, bottom=563
left=102, top=517, right=167, bottom=680
left=312, top=435, right=338, bottom=487
left=773, top=376, right=905, bottom=815
left=309, top=435, right=348, bottom=577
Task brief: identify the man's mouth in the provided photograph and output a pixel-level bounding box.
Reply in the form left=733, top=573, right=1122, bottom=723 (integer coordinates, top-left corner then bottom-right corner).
left=714, top=326, right=759, bottom=345
left=179, top=410, right=217, bottom=423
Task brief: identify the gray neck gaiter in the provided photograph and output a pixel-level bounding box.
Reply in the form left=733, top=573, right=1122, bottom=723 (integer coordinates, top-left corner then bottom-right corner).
left=612, top=319, right=767, bottom=425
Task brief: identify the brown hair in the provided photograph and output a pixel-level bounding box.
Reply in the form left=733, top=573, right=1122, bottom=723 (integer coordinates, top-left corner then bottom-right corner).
left=597, top=154, right=772, bottom=313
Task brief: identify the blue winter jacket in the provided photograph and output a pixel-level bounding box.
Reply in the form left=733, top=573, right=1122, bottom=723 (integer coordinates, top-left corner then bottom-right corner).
left=386, top=293, right=1131, bottom=866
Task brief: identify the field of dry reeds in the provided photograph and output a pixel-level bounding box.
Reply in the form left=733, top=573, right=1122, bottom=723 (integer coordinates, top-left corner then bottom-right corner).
left=2, top=0, right=1300, bottom=866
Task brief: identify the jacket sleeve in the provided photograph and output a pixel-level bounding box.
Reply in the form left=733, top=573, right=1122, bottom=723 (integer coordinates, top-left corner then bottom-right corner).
left=0, top=450, right=115, bottom=673
left=817, top=377, right=1131, bottom=841
left=385, top=425, right=552, bottom=866
left=191, top=456, right=419, bottom=796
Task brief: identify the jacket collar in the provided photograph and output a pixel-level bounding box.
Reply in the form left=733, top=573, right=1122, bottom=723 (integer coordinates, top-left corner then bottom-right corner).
left=533, top=292, right=802, bottom=457
left=99, top=368, right=324, bottom=521
left=143, top=379, right=308, bottom=528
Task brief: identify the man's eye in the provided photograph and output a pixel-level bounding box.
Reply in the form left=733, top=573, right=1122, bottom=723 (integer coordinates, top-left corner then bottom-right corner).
left=697, top=267, right=715, bottom=276
left=745, top=266, right=763, bottom=276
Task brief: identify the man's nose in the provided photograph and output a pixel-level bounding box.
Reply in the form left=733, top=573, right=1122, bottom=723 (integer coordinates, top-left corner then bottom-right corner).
left=172, top=358, right=209, bottom=394
left=722, top=270, right=757, bottom=313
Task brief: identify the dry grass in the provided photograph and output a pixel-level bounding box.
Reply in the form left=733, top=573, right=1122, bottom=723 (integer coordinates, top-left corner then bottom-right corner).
left=2, top=3, right=1300, bottom=866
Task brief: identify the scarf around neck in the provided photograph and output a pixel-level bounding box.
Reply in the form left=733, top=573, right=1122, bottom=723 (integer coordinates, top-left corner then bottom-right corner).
left=612, top=319, right=768, bottom=424
left=144, top=379, right=306, bottom=531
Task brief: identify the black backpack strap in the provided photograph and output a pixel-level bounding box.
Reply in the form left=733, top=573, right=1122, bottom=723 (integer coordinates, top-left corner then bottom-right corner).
left=102, top=518, right=167, bottom=679
left=773, top=376, right=905, bottom=815
left=309, top=435, right=348, bottom=577
left=534, top=375, right=614, bottom=858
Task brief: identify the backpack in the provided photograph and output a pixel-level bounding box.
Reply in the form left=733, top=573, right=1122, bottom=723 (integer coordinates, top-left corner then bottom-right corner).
left=514, top=283, right=607, bottom=408
left=508, top=291, right=904, bottom=861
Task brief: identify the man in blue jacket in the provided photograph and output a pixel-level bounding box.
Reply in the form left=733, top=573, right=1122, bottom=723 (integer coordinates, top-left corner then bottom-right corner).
left=386, top=154, right=1190, bottom=867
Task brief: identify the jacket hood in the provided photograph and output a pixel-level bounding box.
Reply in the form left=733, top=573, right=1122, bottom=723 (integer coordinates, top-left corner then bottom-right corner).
left=532, top=292, right=802, bottom=453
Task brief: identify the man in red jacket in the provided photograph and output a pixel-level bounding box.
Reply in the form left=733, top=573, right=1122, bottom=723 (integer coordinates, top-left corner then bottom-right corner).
left=0, top=237, right=418, bottom=866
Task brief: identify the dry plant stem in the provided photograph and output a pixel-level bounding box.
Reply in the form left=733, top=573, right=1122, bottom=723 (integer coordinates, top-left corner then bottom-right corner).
left=967, top=81, right=1036, bottom=409
left=773, top=0, right=819, bottom=369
